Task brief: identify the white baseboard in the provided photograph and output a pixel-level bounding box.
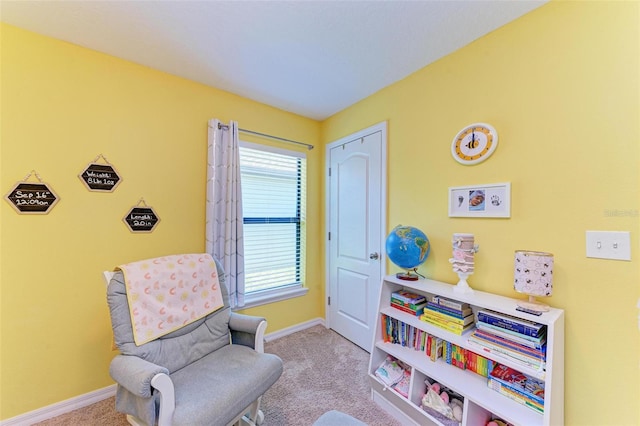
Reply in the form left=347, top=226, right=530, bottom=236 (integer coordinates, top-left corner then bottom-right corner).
left=0, top=384, right=116, bottom=426
left=264, top=317, right=325, bottom=342
left=1, top=318, right=325, bottom=425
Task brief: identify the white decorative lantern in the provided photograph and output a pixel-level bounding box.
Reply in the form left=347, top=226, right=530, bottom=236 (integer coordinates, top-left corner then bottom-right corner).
left=449, top=233, right=478, bottom=293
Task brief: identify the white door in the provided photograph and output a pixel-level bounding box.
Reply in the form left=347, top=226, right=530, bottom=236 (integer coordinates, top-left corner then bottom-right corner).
left=327, top=122, right=386, bottom=351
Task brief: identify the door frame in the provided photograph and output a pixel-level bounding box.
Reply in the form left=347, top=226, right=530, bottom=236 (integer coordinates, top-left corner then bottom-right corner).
left=324, top=121, right=388, bottom=330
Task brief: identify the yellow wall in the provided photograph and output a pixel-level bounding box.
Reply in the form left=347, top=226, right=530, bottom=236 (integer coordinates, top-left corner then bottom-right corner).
left=1, top=1, right=639, bottom=424
left=323, top=2, right=639, bottom=425
left=0, top=24, right=323, bottom=419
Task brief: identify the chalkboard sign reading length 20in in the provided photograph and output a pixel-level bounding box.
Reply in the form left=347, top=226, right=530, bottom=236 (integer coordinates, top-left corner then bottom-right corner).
left=4, top=173, right=60, bottom=215
left=124, top=200, right=160, bottom=233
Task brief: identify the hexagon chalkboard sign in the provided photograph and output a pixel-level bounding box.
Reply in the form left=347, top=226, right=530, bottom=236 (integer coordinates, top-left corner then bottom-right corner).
left=123, top=199, right=160, bottom=233
left=79, top=155, right=122, bottom=192
left=79, top=163, right=122, bottom=192
left=4, top=172, right=60, bottom=215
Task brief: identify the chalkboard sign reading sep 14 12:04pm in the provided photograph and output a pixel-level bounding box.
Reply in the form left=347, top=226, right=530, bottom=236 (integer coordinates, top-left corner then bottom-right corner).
left=123, top=199, right=160, bottom=233
left=4, top=171, right=60, bottom=215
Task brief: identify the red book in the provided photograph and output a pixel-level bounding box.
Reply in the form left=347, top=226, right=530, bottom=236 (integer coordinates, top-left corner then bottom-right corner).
left=390, top=302, right=424, bottom=316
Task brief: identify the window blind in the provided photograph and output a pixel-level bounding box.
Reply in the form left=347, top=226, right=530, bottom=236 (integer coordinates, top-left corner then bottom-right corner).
left=239, top=143, right=306, bottom=294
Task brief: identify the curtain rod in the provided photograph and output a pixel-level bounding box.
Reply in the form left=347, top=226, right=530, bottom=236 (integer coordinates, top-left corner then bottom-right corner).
left=217, top=122, right=314, bottom=150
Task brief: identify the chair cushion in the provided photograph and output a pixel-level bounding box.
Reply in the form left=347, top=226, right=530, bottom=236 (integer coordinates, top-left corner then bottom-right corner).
left=170, top=344, right=284, bottom=426
left=107, top=259, right=232, bottom=373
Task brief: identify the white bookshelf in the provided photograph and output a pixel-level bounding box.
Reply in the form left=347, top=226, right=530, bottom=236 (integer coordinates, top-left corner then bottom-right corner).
left=368, top=275, right=564, bottom=426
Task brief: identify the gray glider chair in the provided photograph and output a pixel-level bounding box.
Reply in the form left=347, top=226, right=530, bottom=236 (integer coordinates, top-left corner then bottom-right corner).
left=105, top=257, right=283, bottom=426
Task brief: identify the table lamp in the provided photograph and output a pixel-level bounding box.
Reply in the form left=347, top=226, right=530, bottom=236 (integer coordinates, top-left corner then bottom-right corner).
left=513, top=250, right=553, bottom=313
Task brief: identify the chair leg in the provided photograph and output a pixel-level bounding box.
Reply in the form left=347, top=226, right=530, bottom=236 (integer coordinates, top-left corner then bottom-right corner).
left=256, top=409, right=265, bottom=425
left=236, top=398, right=263, bottom=426
left=241, top=409, right=264, bottom=426
left=126, top=414, right=146, bottom=426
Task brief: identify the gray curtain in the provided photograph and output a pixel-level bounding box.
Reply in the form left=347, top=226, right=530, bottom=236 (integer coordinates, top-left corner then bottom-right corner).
left=206, top=119, right=245, bottom=308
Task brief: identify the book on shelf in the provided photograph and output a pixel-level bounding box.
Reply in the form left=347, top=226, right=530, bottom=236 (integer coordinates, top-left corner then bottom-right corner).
left=468, top=333, right=545, bottom=371
left=422, top=306, right=474, bottom=326
left=465, top=350, right=493, bottom=377
left=488, top=363, right=545, bottom=413
left=468, top=333, right=545, bottom=367
left=432, top=338, right=443, bottom=362
left=410, top=326, right=419, bottom=349
left=390, top=300, right=426, bottom=316
left=391, top=296, right=427, bottom=311
left=392, top=369, right=411, bottom=398
left=472, top=329, right=546, bottom=360
left=385, top=316, right=401, bottom=345
left=429, top=294, right=470, bottom=311
left=477, top=309, right=546, bottom=338
left=425, top=301, right=472, bottom=319
left=425, top=335, right=443, bottom=361
left=420, top=314, right=475, bottom=335
left=392, top=290, right=426, bottom=305
left=443, top=342, right=466, bottom=370
left=382, top=315, right=430, bottom=353
left=381, top=315, right=390, bottom=342
left=374, top=355, right=406, bottom=387
left=476, top=321, right=546, bottom=349
left=488, top=378, right=544, bottom=414
left=490, top=364, right=546, bottom=394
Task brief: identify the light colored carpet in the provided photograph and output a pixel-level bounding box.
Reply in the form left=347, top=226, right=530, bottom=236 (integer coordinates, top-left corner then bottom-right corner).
left=34, top=325, right=400, bottom=426
left=261, top=325, right=399, bottom=425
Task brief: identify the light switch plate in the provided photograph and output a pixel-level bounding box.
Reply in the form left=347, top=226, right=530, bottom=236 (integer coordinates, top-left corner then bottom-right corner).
left=586, top=231, right=631, bottom=261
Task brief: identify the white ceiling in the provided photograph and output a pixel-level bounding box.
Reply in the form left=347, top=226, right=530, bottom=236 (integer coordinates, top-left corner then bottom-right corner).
left=0, top=1, right=547, bottom=120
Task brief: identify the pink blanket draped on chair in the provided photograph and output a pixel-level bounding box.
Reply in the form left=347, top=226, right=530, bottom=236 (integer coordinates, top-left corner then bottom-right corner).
left=116, top=253, right=224, bottom=346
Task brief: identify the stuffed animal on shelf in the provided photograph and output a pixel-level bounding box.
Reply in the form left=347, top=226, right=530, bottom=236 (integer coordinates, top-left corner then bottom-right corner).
left=421, top=379, right=464, bottom=422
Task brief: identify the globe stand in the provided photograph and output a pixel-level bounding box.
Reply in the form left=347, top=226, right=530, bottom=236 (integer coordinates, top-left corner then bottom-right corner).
left=453, top=271, right=474, bottom=294
left=396, top=268, right=422, bottom=281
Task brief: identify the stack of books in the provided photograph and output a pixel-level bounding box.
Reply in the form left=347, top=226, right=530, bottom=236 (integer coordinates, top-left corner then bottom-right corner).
left=382, top=314, right=429, bottom=351
left=465, top=350, right=494, bottom=377
left=390, top=290, right=427, bottom=316
left=419, top=295, right=474, bottom=335
left=488, top=363, right=545, bottom=414
left=468, top=309, right=547, bottom=371
left=425, top=334, right=443, bottom=361
left=443, top=341, right=467, bottom=370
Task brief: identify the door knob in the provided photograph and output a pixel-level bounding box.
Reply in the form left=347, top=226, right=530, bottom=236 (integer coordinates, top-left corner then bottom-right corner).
left=369, top=252, right=379, bottom=260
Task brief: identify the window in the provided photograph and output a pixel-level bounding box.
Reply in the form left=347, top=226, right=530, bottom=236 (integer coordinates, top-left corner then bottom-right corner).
left=239, top=142, right=307, bottom=306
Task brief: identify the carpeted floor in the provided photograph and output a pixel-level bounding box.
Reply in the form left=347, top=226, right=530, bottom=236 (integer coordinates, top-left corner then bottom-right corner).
left=260, top=325, right=399, bottom=425
left=34, top=325, right=400, bottom=426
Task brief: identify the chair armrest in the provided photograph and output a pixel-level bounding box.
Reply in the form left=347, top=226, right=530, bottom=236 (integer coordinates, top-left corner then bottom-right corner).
left=229, top=312, right=268, bottom=353
left=151, top=373, right=175, bottom=426
left=109, top=355, right=170, bottom=398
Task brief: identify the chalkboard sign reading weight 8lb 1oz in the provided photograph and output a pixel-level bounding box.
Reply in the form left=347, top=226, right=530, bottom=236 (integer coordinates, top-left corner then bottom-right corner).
left=123, top=200, right=160, bottom=233
left=4, top=175, right=60, bottom=215
left=79, top=163, right=122, bottom=192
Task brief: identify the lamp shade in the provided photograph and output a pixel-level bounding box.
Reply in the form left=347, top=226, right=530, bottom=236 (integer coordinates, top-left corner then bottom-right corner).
left=514, top=250, right=553, bottom=297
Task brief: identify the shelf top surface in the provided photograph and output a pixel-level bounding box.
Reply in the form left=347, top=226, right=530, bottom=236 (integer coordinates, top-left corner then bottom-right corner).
left=383, top=274, right=564, bottom=325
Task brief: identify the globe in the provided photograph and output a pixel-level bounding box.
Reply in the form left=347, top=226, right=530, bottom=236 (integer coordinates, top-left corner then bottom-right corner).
left=385, top=225, right=431, bottom=280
